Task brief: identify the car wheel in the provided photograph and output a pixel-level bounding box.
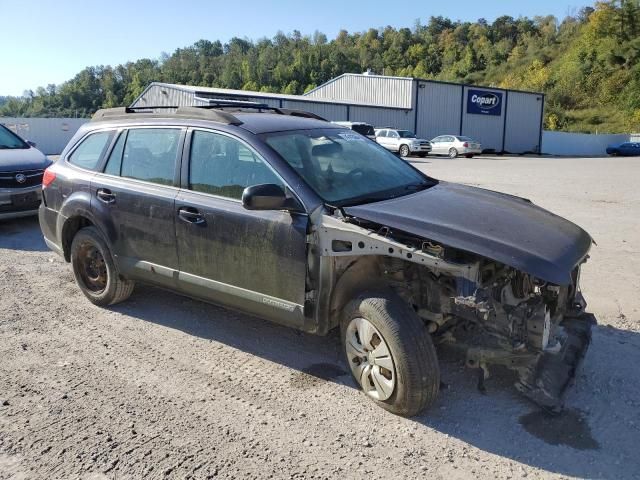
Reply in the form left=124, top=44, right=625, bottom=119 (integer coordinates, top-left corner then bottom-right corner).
left=71, top=226, right=135, bottom=306
left=448, top=148, right=458, bottom=159
left=465, top=154, right=474, bottom=158
left=399, top=145, right=410, bottom=157
left=341, top=290, right=440, bottom=417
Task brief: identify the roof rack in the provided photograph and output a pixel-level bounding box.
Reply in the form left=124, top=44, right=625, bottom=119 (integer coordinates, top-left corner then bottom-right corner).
left=91, top=106, right=243, bottom=125
left=196, top=100, right=327, bottom=121
left=91, top=102, right=327, bottom=124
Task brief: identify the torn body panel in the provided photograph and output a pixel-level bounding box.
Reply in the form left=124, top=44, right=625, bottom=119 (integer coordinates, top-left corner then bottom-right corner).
left=311, top=210, right=593, bottom=411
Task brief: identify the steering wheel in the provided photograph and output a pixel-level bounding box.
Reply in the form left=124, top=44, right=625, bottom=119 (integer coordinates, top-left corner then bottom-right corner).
left=348, top=168, right=366, bottom=180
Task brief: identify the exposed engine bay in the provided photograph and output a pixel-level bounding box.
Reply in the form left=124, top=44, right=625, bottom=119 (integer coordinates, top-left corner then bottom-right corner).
left=313, top=211, right=594, bottom=411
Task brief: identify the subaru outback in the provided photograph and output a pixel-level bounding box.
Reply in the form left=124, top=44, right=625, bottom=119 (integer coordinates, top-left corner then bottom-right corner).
left=39, top=104, right=594, bottom=416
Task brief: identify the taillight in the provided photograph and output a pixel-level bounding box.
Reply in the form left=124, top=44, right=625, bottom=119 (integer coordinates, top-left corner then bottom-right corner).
left=463, top=142, right=469, bottom=148
left=42, top=168, right=56, bottom=188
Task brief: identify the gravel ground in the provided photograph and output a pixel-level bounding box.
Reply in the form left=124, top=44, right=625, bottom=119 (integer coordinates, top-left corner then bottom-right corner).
left=1, top=155, right=639, bottom=479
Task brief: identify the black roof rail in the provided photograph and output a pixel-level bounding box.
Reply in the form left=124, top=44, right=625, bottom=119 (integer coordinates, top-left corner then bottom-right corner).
left=91, top=103, right=328, bottom=124
left=198, top=100, right=328, bottom=121
left=91, top=106, right=243, bottom=125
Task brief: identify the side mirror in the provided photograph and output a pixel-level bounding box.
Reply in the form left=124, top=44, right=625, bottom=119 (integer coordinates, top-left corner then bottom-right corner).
left=242, top=184, right=302, bottom=212
left=27, top=140, right=37, bottom=148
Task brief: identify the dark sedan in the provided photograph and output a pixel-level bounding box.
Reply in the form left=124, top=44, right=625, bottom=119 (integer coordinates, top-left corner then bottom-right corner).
left=0, top=124, right=52, bottom=220
left=606, top=142, right=640, bottom=156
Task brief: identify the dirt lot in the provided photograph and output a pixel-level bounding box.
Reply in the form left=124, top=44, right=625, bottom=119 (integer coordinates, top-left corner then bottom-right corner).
left=1, top=155, right=639, bottom=479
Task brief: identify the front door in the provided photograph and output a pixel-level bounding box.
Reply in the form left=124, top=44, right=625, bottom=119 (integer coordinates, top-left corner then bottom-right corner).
left=93, top=127, right=184, bottom=287
left=175, top=129, right=308, bottom=328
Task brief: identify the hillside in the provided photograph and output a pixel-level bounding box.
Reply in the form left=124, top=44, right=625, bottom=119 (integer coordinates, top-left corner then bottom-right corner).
left=1, top=0, right=638, bottom=133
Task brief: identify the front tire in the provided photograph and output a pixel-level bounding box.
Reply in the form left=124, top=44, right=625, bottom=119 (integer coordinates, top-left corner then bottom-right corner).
left=341, top=290, right=440, bottom=417
left=448, top=148, right=458, bottom=158
left=399, top=144, right=410, bottom=158
left=70, top=226, right=135, bottom=307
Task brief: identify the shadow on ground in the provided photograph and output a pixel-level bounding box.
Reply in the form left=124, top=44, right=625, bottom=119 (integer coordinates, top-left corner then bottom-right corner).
left=0, top=217, right=47, bottom=252
left=111, top=284, right=640, bottom=478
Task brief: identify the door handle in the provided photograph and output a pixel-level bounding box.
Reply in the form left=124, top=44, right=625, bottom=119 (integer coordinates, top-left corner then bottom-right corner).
left=96, top=188, right=116, bottom=204
left=178, top=207, right=205, bottom=225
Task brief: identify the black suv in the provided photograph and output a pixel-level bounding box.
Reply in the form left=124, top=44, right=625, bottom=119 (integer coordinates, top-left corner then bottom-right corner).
left=40, top=104, right=594, bottom=416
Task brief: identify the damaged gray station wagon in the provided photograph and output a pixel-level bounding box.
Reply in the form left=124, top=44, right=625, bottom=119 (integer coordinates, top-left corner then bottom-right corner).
left=40, top=103, right=594, bottom=416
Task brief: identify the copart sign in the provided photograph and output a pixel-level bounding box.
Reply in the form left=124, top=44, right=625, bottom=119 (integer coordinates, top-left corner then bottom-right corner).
left=467, top=89, right=503, bottom=116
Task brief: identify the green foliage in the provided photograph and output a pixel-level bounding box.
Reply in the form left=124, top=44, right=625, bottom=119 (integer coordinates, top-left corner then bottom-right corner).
left=2, top=1, right=639, bottom=133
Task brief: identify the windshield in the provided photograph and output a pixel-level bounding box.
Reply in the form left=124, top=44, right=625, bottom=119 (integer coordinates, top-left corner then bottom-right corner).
left=0, top=125, right=29, bottom=150
left=457, top=136, right=473, bottom=142
left=264, top=128, right=435, bottom=206
left=351, top=124, right=375, bottom=136
left=397, top=130, right=417, bottom=138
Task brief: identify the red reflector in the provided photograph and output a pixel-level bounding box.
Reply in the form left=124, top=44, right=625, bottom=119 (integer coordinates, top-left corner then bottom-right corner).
left=42, top=168, right=56, bottom=188
left=463, top=142, right=469, bottom=147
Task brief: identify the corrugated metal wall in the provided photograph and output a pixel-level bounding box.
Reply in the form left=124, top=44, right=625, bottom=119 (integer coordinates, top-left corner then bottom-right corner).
left=461, top=86, right=505, bottom=152
left=131, top=84, right=196, bottom=108
left=504, top=91, right=544, bottom=153
left=415, top=82, right=463, bottom=141
left=0, top=117, right=88, bottom=155
left=304, top=74, right=413, bottom=108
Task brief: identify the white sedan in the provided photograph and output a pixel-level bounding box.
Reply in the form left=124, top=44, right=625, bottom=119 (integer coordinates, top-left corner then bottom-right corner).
left=429, top=135, right=482, bottom=158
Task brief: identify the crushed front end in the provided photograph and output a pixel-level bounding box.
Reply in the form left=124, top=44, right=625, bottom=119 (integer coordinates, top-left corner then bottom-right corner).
left=316, top=211, right=594, bottom=412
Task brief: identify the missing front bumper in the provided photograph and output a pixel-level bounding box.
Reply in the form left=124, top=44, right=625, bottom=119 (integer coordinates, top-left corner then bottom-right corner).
left=515, top=313, right=595, bottom=412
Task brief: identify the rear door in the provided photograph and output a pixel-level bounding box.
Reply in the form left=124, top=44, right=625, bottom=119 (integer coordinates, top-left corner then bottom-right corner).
left=174, top=128, right=308, bottom=328
left=92, top=127, right=185, bottom=287
left=430, top=136, right=442, bottom=154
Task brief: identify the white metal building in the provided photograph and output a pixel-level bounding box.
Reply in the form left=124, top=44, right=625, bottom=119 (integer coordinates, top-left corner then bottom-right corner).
left=131, top=73, right=544, bottom=154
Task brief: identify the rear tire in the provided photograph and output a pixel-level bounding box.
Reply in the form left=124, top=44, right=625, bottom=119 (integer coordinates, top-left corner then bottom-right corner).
left=448, top=148, right=458, bottom=158
left=341, top=290, right=440, bottom=417
left=399, top=145, right=410, bottom=158
left=70, top=226, right=134, bottom=307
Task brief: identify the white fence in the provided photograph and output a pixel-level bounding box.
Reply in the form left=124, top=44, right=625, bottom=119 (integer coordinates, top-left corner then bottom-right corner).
left=0, top=117, right=88, bottom=155
left=541, top=131, right=631, bottom=156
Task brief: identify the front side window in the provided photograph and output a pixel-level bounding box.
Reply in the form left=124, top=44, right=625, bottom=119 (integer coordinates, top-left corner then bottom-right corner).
left=189, top=130, right=283, bottom=200
left=68, top=131, right=113, bottom=171
left=264, top=128, right=435, bottom=206
left=119, top=128, right=181, bottom=185
left=397, top=130, right=417, bottom=139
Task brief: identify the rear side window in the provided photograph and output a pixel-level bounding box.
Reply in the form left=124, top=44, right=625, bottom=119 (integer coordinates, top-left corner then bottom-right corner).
left=189, top=130, right=283, bottom=200
left=351, top=124, right=374, bottom=136
left=68, top=131, right=113, bottom=170
left=119, top=128, right=181, bottom=186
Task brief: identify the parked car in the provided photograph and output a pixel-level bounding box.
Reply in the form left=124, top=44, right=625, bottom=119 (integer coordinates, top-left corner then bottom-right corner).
left=331, top=121, right=376, bottom=140
left=40, top=104, right=594, bottom=416
left=0, top=124, right=52, bottom=220
left=606, top=142, right=640, bottom=156
left=374, top=128, right=431, bottom=158
left=429, top=135, right=482, bottom=158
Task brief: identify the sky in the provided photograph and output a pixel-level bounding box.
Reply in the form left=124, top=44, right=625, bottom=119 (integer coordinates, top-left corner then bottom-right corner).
left=0, top=0, right=591, bottom=96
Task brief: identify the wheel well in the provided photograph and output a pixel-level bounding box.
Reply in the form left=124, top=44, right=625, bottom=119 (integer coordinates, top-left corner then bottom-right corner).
left=62, top=216, right=94, bottom=262
left=328, top=256, right=390, bottom=329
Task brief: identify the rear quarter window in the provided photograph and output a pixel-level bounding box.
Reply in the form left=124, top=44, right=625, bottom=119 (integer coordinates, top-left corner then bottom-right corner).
left=68, top=131, right=114, bottom=171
